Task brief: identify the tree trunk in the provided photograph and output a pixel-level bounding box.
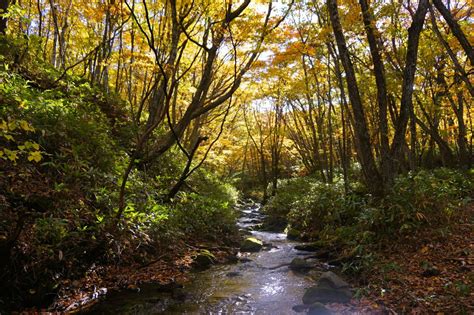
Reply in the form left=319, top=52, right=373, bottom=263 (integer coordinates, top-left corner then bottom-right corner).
left=414, top=116, right=454, bottom=166
left=429, top=6, right=474, bottom=97
left=389, top=0, right=428, bottom=177
left=432, top=0, right=474, bottom=66
left=359, top=0, right=391, bottom=188
left=166, top=136, right=207, bottom=201
left=327, top=0, right=382, bottom=196
left=454, top=92, right=469, bottom=168
left=260, top=149, right=268, bottom=203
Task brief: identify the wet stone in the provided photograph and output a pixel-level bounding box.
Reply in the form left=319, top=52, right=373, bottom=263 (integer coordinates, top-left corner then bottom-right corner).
left=307, top=302, right=332, bottom=315
left=302, top=272, right=352, bottom=304
left=294, top=243, right=320, bottom=252
left=240, top=237, right=263, bottom=252
left=289, top=257, right=312, bottom=272
left=318, top=271, right=350, bottom=289
left=302, top=286, right=352, bottom=304
left=292, top=304, right=308, bottom=312
left=192, top=250, right=216, bottom=269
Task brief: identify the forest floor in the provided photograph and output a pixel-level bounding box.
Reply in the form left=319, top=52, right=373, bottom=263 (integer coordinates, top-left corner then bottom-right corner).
left=360, top=204, right=474, bottom=313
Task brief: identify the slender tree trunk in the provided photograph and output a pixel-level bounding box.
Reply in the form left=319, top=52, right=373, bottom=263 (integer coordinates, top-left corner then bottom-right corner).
left=429, top=6, right=474, bottom=97
left=166, top=136, right=207, bottom=201
left=49, top=0, right=59, bottom=67
left=327, top=87, right=334, bottom=183
left=271, top=148, right=279, bottom=196
left=37, top=0, right=42, bottom=37
left=408, top=104, right=417, bottom=170
left=260, top=148, right=268, bottom=203
left=389, top=0, right=428, bottom=177
left=416, top=95, right=455, bottom=166
left=58, top=0, right=72, bottom=69
left=330, top=43, right=350, bottom=193
left=414, top=116, right=454, bottom=166
left=327, top=0, right=382, bottom=196
left=454, top=92, right=469, bottom=168
left=359, top=0, right=391, bottom=188
left=432, top=0, right=474, bottom=66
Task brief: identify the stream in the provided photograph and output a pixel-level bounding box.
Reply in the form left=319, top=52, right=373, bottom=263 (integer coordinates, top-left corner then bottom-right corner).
left=87, top=200, right=324, bottom=314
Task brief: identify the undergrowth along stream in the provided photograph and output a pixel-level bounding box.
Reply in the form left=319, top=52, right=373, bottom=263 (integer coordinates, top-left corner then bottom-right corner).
left=87, top=200, right=327, bottom=314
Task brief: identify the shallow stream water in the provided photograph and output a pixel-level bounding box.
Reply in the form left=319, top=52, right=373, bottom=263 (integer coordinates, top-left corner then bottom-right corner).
left=88, top=200, right=321, bottom=314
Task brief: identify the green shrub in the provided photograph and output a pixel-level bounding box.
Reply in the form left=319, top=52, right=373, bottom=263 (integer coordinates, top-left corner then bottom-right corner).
left=374, top=168, right=473, bottom=235
left=34, top=218, right=68, bottom=245
left=262, top=176, right=318, bottom=231
left=264, top=176, right=366, bottom=238
left=167, top=171, right=239, bottom=242
left=169, top=192, right=237, bottom=241
left=265, top=169, right=473, bottom=249
left=119, top=166, right=239, bottom=247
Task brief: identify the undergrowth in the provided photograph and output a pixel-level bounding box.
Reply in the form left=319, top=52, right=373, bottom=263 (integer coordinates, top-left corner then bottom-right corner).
left=0, top=39, right=238, bottom=311
left=263, top=168, right=473, bottom=276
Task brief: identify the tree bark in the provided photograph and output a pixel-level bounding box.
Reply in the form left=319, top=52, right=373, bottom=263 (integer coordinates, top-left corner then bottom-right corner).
left=414, top=116, right=454, bottom=166
left=389, top=0, right=428, bottom=176
left=359, top=0, right=391, bottom=188
left=327, top=0, right=382, bottom=196
left=453, top=91, right=469, bottom=168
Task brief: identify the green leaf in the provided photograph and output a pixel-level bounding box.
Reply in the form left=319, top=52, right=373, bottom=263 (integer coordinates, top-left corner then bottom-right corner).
left=27, top=151, right=42, bottom=162
left=19, top=120, right=34, bottom=131
left=4, top=149, right=18, bottom=161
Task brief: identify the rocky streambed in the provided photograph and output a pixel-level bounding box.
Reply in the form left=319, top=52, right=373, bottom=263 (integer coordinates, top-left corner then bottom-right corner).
left=86, top=200, right=353, bottom=314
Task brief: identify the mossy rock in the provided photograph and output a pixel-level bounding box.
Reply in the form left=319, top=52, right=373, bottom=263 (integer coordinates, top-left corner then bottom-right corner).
left=286, top=226, right=301, bottom=240
left=192, top=249, right=216, bottom=269
left=240, top=237, right=263, bottom=252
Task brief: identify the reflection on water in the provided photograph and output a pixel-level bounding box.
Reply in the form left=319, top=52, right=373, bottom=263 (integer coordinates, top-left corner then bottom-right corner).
left=261, top=276, right=284, bottom=296
left=88, top=201, right=317, bottom=314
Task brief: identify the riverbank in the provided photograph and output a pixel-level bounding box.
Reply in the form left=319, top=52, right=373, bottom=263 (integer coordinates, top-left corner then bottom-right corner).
left=18, top=200, right=472, bottom=314
left=259, top=170, right=473, bottom=313
left=16, top=238, right=237, bottom=313
left=281, top=203, right=474, bottom=314
left=361, top=204, right=473, bottom=313
left=16, top=200, right=249, bottom=313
